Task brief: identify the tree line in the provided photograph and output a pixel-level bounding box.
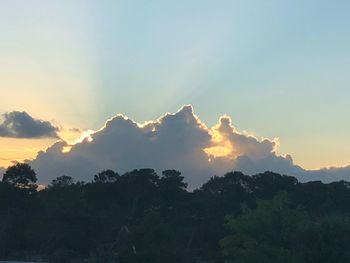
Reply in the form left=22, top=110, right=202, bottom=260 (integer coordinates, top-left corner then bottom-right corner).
left=1, top=163, right=350, bottom=262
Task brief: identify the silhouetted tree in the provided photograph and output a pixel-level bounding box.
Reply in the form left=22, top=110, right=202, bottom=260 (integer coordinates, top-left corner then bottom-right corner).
left=50, top=175, right=74, bottom=188
left=94, top=169, right=119, bottom=183
left=2, top=163, right=37, bottom=191
left=160, top=170, right=187, bottom=190
left=1, top=165, right=350, bottom=263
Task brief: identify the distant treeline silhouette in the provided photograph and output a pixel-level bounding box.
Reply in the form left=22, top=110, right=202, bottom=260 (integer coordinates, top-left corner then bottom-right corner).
left=1, top=163, right=350, bottom=262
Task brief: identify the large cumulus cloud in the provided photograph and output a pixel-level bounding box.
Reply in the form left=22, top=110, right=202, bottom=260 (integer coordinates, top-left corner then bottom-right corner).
left=28, top=105, right=350, bottom=189
left=31, top=106, right=214, bottom=188
left=0, top=111, right=59, bottom=139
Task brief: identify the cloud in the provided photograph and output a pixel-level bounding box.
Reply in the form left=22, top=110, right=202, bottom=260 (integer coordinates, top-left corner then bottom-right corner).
left=0, top=111, right=59, bottom=139
left=204, top=116, right=278, bottom=160
left=28, top=105, right=350, bottom=189
left=31, top=106, right=214, bottom=188
left=301, top=166, right=350, bottom=183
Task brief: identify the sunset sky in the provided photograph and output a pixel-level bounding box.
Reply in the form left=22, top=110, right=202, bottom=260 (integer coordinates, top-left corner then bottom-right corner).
left=1, top=0, right=350, bottom=176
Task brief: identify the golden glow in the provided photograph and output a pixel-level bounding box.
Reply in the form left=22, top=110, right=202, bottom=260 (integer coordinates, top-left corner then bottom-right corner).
left=204, top=144, right=232, bottom=158
left=76, top=130, right=94, bottom=143
left=58, top=128, right=84, bottom=144
left=60, top=130, right=94, bottom=153
left=62, top=146, right=72, bottom=153
left=204, top=130, right=234, bottom=159
left=0, top=138, right=55, bottom=167
left=0, top=128, right=96, bottom=165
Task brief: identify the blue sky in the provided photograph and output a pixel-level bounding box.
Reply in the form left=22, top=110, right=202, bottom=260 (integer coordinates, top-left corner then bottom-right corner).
left=0, top=0, right=349, bottom=169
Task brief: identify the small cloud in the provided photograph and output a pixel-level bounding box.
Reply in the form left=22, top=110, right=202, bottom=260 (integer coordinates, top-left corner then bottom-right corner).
left=0, top=111, right=59, bottom=139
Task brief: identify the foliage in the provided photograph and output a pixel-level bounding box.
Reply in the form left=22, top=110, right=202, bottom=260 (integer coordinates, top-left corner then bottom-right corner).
left=93, top=170, right=119, bottom=183
left=1, top=164, right=350, bottom=262
left=220, top=193, right=309, bottom=263
left=2, top=163, right=37, bottom=191
left=50, top=175, right=74, bottom=188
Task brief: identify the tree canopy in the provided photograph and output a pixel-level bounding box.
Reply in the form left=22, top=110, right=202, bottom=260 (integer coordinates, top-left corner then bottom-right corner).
left=1, top=164, right=350, bottom=262
left=2, top=163, right=37, bottom=191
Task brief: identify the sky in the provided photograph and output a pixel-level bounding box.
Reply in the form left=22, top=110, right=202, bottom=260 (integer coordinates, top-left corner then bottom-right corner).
left=0, top=0, right=350, bottom=177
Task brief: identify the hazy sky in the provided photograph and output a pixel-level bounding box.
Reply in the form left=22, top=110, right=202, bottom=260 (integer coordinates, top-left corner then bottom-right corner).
left=0, top=0, right=350, bottom=170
